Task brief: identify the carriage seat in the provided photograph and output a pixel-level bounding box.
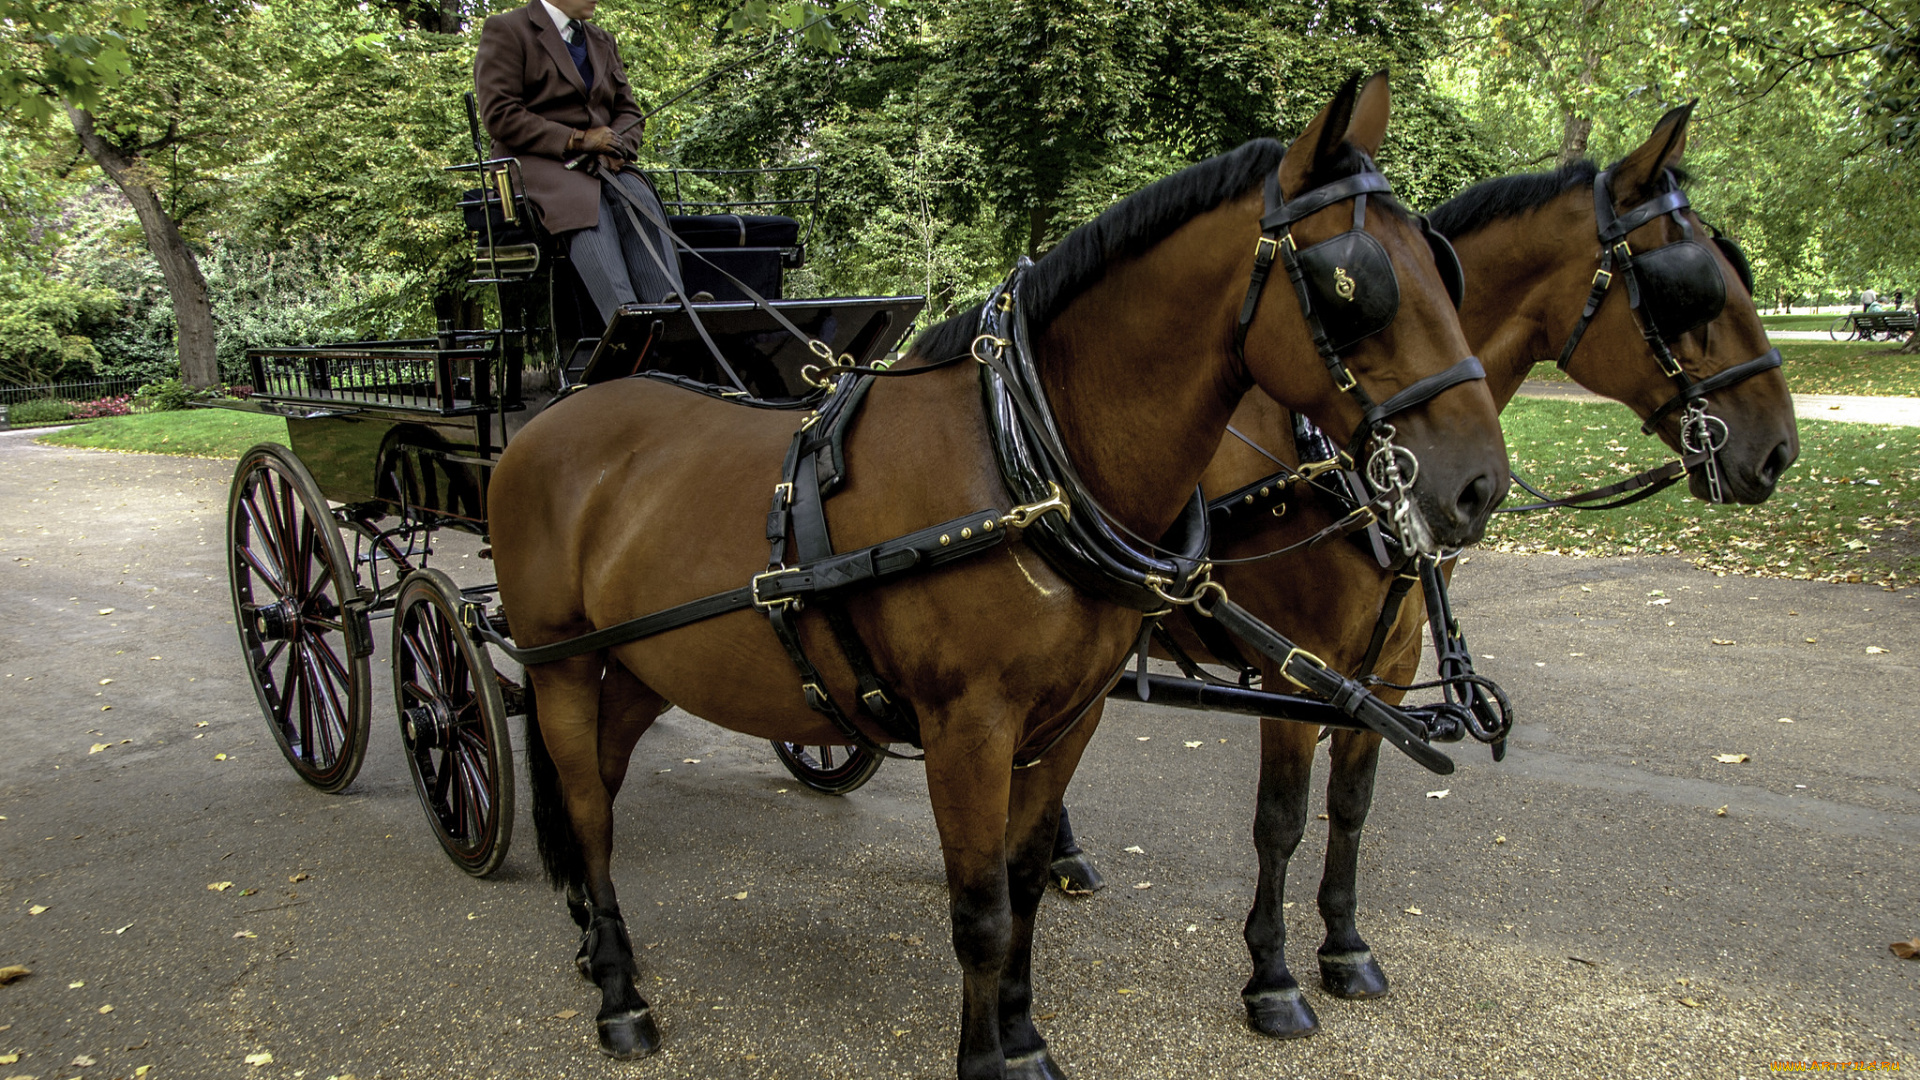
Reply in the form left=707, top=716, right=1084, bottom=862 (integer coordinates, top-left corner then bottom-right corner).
left=459, top=187, right=803, bottom=301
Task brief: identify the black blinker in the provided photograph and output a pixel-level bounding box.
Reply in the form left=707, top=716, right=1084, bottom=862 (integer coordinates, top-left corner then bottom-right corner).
left=1632, top=239, right=1727, bottom=339
left=1296, top=230, right=1400, bottom=352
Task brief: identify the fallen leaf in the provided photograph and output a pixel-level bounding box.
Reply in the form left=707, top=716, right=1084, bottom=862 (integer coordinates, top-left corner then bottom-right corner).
left=0, top=965, right=29, bottom=984
left=1122, top=845, right=1145, bottom=854
left=1116, top=988, right=1134, bottom=995
left=0, top=1054, right=15, bottom=1064
left=213, top=753, right=227, bottom=761
left=136, top=1067, right=152, bottom=1078
left=1316, top=813, right=1328, bottom=821
left=1426, top=789, right=1451, bottom=799
left=1493, top=835, right=1507, bottom=844
left=288, top=873, right=309, bottom=883
left=28, top=906, right=47, bottom=916
left=1404, top=907, right=1423, bottom=916
left=207, top=882, right=232, bottom=892
left=1648, top=597, right=1671, bottom=606
left=1890, top=939, right=1920, bottom=960
left=1805, top=637, right=1818, bottom=643
left=1777, top=717, right=1794, bottom=723
left=97, top=608, right=113, bottom=616
left=113, top=923, right=133, bottom=935
left=1134, top=736, right=1149, bottom=742
left=238, top=889, right=257, bottom=897
left=466, top=913, right=478, bottom=921
left=97, top=1005, right=112, bottom=1014
left=245, top=1051, right=273, bottom=1066
left=1568, top=956, right=1598, bottom=967
left=731, top=891, right=748, bottom=901
left=233, top=930, right=257, bottom=939
left=1710, top=639, right=1734, bottom=646
left=1185, top=925, right=1198, bottom=933
left=1133, top=882, right=1152, bottom=890
left=552, top=1009, right=579, bottom=1020
left=193, top=721, right=207, bottom=728
left=72, top=1054, right=97, bottom=1066
left=1713, top=754, right=1750, bottom=764
left=1715, top=806, right=1728, bottom=817
left=1183, top=740, right=1202, bottom=748
left=89, top=744, right=110, bottom=755
left=681, top=758, right=701, bottom=764
left=68, top=981, right=84, bottom=989
left=1867, top=646, right=1889, bottom=654
left=1677, top=997, right=1704, bottom=1009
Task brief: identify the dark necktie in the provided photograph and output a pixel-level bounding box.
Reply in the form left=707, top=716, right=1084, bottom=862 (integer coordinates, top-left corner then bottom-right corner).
left=564, top=19, right=594, bottom=92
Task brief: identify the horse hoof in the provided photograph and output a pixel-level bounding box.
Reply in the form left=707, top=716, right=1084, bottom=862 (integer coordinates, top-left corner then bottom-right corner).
left=1244, top=986, right=1319, bottom=1040
left=1049, top=853, right=1105, bottom=896
left=1319, top=949, right=1389, bottom=1000
left=596, top=1007, right=661, bottom=1059
left=1005, top=1048, right=1070, bottom=1080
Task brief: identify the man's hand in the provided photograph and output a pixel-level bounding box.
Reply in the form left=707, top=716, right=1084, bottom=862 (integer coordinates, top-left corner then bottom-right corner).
left=595, top=152, right=626, bottom=174
left=574, top=126, right=620, bottom=154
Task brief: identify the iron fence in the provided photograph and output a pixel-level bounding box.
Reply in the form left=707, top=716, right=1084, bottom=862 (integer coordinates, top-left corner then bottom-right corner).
left=0, top=378, right=145, bottom=406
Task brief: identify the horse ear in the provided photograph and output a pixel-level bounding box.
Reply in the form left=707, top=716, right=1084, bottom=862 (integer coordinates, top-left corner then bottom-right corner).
left=1612, top=101, right=1694, bottom=203
left=1345, top=70, right=1391, bottom=158
left=1279, top=73, right=1362, bottom=198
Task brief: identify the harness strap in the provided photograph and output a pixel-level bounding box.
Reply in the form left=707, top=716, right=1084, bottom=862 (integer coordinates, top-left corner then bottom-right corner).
left=1369, top=355, right=1487, bottom=426
left=1641, top=347, right=1782, bottom=433
left=1356, top=561, right=1421, bottom=678
left=1209, top=598, right=1454, bottom=775
left=1495, top=454, right=1704, bottom=514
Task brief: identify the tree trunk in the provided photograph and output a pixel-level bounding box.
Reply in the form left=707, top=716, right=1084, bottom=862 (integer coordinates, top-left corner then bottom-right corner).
left=1558, top=0, right=1606, bottom=165
left=66, top=105, right=221, bottom=388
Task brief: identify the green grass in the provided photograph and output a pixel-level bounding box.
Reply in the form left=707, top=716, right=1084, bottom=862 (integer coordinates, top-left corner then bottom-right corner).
left=1523, top=339, right=1920, bottom=396
left=1490, top=397, right=1919, bottom=587
left=1761, top=312, right=1849, bottom=332
left=36, top=408, right=287, bottom=458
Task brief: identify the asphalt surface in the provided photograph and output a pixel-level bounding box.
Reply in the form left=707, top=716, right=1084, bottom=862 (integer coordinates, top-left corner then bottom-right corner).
left=3, top=428, right=1917, bottom=1080
left=1516, top=380, right=1920, bottom=427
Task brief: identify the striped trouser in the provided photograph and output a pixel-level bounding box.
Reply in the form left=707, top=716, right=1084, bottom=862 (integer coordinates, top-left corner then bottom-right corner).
left=567, top=169, right=683, bottom=322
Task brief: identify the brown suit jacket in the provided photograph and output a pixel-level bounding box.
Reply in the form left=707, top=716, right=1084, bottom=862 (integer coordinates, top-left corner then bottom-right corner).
left=474, top=2, right=645, bottom=233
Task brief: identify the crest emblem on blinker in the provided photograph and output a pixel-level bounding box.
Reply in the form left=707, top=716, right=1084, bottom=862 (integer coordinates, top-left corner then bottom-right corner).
left=1333, top=267, right=1356, bottom=301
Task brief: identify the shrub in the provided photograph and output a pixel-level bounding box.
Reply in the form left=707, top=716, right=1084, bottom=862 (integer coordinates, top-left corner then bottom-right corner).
left=8, top=397, right=74, bottom=424
left=135, top=377, right=194, bottom=411
left=72, top=395, right=133, bottom=419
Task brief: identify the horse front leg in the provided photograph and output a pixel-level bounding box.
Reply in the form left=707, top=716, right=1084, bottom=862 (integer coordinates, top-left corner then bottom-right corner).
left=1317, top=728, right=1389, bottom=999
left=998, top=715, right=1101, bottom=1080
left=528, top=654, right=663, bottom=1059
left=923, top=701, right=1024, bottom=1080
left=1241, top=713, right=1322, bottom=1038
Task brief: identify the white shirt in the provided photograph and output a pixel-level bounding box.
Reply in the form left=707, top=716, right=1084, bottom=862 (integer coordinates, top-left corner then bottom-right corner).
left=540, top=1, right=579, bottom=42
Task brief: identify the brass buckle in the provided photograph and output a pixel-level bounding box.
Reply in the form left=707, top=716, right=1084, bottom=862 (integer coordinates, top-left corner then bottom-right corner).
left=861, top=687, right=890, bottom=709
left=752, top=569, right=795, bottom=610
left=1332, top=363, right=1358, bottom=393
left=1295, top=457, right=1345, bottom=482
left=772, top=482, right=793, bottom=506
left=1592, top=268, right=1613, bottom=288
left=999, top=481, right=1072, bottom=528
left=1657, top=352, right=1684, bottom=378
left=1254, top=236, right=1278, bottom=262
left=1279, top=646, right=1330, bottom=690
left=1613, top=241, right=1633, bottom=260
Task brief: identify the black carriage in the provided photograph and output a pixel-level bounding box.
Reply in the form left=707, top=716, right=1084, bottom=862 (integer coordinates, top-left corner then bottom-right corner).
left=215, top=107, right=923, bottom=874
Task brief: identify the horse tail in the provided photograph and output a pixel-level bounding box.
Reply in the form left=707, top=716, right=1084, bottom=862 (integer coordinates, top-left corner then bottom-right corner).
left=522, top=674, right=584, bottom=890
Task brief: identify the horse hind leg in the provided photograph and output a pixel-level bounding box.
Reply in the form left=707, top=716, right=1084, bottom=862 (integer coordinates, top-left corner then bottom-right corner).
left=524, top=653, right=665, bottom=1059
left=1316, top=728, right=1390, bottom=1000
left=1242, top=715, right=1322, bottom=1039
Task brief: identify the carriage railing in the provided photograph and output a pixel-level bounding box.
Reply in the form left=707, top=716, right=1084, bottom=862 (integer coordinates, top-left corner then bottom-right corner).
left=247, top=342, right=498, bottom=416
left=645, top=165, right=821, bottom=252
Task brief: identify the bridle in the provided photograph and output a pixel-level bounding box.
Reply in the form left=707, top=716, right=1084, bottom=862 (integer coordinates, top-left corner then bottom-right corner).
left=1552, top=167, right=1782, bottom=503
left=1233, top=154, right=1485, bottom=552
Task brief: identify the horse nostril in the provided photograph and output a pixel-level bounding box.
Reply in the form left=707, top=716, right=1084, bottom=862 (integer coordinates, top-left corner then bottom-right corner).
left=1760, top=440, right=1797, bottom=486
left=1454, top=471, right=1498, bottom=527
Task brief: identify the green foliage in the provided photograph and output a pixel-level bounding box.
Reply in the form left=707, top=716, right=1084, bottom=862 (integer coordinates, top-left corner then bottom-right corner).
left=8, top=396, right=77, bottom=424
left=0, top=1, right=147, bottom=121
left=134, top=375, right=190, bottom=409
left=0, top=272, right=117, bottom=385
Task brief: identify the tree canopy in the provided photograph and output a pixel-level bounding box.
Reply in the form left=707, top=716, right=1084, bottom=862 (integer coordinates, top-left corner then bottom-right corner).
left=0, top=0, right=1913, bottom=386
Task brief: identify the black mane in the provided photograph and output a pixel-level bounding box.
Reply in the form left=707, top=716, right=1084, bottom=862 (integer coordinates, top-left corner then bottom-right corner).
left=1428, top=157, right=1695, bottom=239
left=910, top=137, right=1299, bottom=364
left=1427, top=160, right=1599, bottom=240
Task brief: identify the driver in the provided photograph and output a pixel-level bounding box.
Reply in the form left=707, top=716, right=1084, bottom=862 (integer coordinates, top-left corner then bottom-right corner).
left=475, top=0, right=689, bottom=321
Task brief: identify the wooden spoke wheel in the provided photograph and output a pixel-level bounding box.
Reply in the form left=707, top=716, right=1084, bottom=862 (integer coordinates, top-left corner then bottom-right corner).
left=392, top=569, right=515, bottom=877
left=771, top=740, right=883, bottom=795
left=228, top=443, right=371, bottom=792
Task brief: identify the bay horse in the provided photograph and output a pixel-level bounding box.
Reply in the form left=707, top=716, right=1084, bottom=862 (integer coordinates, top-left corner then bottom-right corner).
left=1049, top=103, right=1800, bottom=1039
left=487, top=73, right=1508, bottom=1077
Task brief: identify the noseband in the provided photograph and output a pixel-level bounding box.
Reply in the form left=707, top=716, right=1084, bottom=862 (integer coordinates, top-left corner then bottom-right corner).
left=1554, top=168, right=1782, bottom=501
left=1233, top=156, right=1485, bottom=541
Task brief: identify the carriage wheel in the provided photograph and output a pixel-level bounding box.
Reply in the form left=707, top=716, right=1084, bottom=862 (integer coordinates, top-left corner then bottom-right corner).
left=1829, top=316, right=1855, bottom=341
left=771, top=741, right=884, bottom=795
left=392, top=569, right=515, bottom=877
left=228, top=443, right=371, bottom=792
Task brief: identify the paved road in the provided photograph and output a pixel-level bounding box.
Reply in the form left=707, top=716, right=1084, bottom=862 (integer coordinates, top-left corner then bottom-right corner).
left=3, top=432, right=1917, bottom=1079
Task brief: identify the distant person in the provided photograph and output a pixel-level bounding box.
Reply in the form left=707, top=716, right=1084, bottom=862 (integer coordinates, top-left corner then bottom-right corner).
left=1895, top=289, right=1905, bottom=311
left=1860, top=286, right=1881, bottom=311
